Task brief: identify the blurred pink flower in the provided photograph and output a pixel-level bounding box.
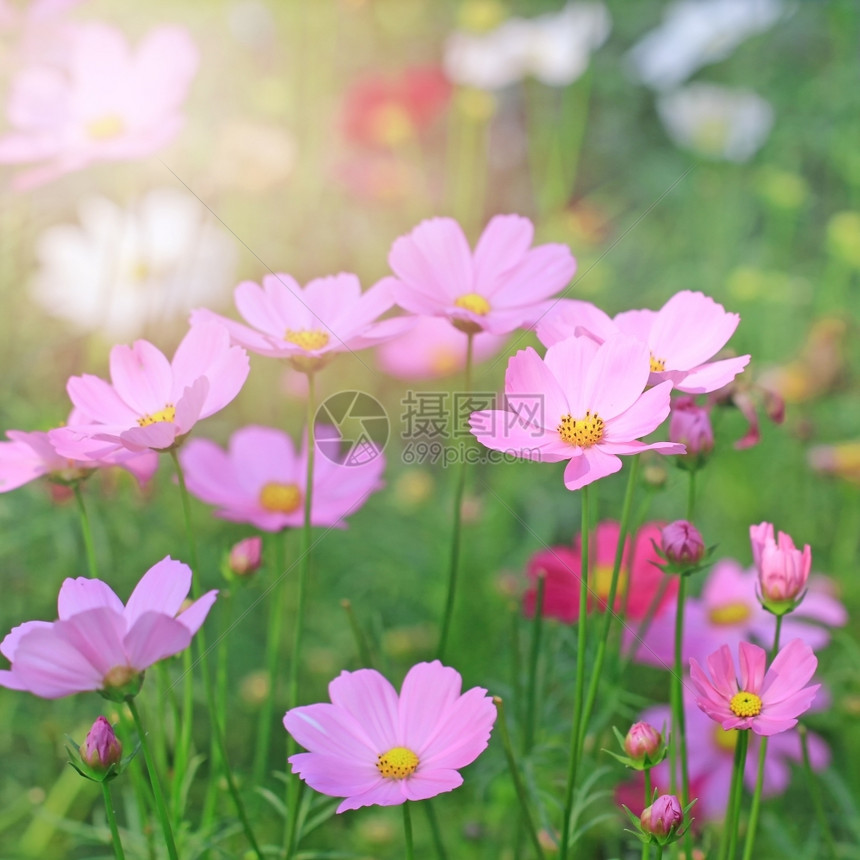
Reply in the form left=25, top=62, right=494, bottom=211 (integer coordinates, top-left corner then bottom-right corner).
left=191, top=273, right=409, bottom=373
left=668, top=395, right=714, bottom=462
left=523, top=521, right=678, bottom=622
left=629, top=559, right=846, bottom=668
left=0, top=556, right=216, bottom=699
left=750, top=521, right=811, bottom=605
left=539, top=291, right=750, bottom=394
left=469, top=334, right=683, bottom=491
left=376, top=315, right=507, bottom=380
left=384, top=215, right=576, bottom=335
left=0, top=22, right=198, bottom=190
left=690, top=638, right=819, bottom=736
left=179, top=425, right=385, bottom=531
left=52, top=322, right=249, bottom=456
left=228, top=536, right=262, bottom=577
left=284, top=660, right=496, bottom=812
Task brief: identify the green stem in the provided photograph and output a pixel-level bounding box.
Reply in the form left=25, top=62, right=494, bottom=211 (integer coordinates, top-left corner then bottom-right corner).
left=341, top=599, right=375, bottom=667
left=286, top=372, right=317, bottom=858
left=72, top=483, right=98, bottom=578
left=127, top=698, right=179, bottom=860
left=686, top=469, right=697, bottom=521
left=741, top=616, right=784, bottom=860
left=403, top=802, right=415, bottom=860
left=495, top=697, right=546, bottom=860
left=642, top=770, right=652, bottom=860
left=721, top=729, right=749, bottom=860
left=559, top=485, right=591, bottom=860
left=799, top=724, right=838, bottom=858
left=437, top=333, right=474, bottom=661
left=672, top=576, right=691, bottom=810
left=579, top=456, right=640, bottom=748
left=423, top=800, right=448, bottom=860
left=655, top=845, right=664, bottom=860
left=170, top=450, right=199, bottom=588
left=100, top=781, right=126, bottom=860
left=523, top=572, right=546, bottom=754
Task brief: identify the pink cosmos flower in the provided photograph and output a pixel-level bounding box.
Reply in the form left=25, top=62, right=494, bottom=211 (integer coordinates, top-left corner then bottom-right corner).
left=0, top=22, right=199, bottom=190
left=0, top=556, right=216, bottom=699
left=51, top=322, right=249, bottom=457
left=629, top=559, right=846, bottom=668
left=179, top=425, right=385, bottom=531
left=80, top=716, right=122, bottom=771
left=228, top=536, right=263, bottom=577
left=383, top=214, right=577, bottom=335
left=668, top=395, right=714, bottom=461
left=376, top=315, right=507, bottom=380
left=523, top=521, right=678, bottom=622
left=749, top=521, right=811, bottom=605
left=690, top=638, right=819, bottom=736
left=191, top=273, right=410, bottom=372
left=538, top=291, right=750, bottom=394
left=284, top=660, right=496, bottom=812
left=469, top=333, right=684, bottom=491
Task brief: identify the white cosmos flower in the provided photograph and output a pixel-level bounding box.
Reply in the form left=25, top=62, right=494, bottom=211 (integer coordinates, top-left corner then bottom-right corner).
left=628, top=0, right=785, bottom=91
left=657, top=83, right=774, bottom=162
left=444, top=2, right=611, bottom=90
left=30, top=188, right=237, bottom=339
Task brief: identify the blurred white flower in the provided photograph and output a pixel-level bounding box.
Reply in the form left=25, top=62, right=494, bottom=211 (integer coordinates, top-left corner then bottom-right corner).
left=628, top=0, right=785, bottom=91
left=30, top=188, right=238, bottom=340
left=656, top=83, right=774, bottom=162
left=444, top=2, right=611, bottom=90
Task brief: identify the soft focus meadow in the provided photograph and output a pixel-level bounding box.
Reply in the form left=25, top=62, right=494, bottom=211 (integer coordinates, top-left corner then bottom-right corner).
left=1, top=1, right=860, bottom=858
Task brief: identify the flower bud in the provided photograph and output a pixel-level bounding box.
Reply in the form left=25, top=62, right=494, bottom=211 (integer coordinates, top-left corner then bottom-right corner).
left=80, top=716, right=122, bottom=771
left=229, top=536, right=262, bottom=577
left=750, top=521, right=810, bottom=608
left=640, top=794, right=683, bottom=838
left=624, top=722, right=662, bottom=761
left=661, top=520, right=705, bottom=568
left=669, top=397, right=713, bottom=468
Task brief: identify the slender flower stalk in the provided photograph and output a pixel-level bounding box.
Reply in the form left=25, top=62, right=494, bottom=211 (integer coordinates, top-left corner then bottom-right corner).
left=341, top=599, right=375, bottom=668
left=672, top=576, right=691, bottom=812
left=722, top=729, right=750, bottom=860
left=437, top=333, right=474, bottom=660
left=424, top=801, right=449, bottom=860
left=72, top=484, right=98, bottom=578
left=642, top=770, right=652, bottom=860
left=101, top=781, right=127, bottom=860
left=495, top=697, right=546, bottom=860
left=799, top=725, right=837, bottom=858
left=560, top=485, right=591, bottom=860
left=403, top=802, right=415, bottom=860
left=524, top=572, right=546, bottom=753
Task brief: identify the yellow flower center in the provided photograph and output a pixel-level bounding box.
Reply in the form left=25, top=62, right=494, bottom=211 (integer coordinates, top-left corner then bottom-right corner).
left=285, top=329, right=330, bottom=351
left=730, top=691, right=762, bottom=718
left=86, top=114, right=126, bottom=141
left=713, top=726, right=739, bottom=753
left=137, top=405, right=176, bottom=427
left=370, top=104, right=414, bottom=147
left=376, top=746, right=419, bottom=779
left=558, top=411, right=605, bottom=447
left=429, top=347, right=459, bottom=376
left=650, top=354, right=666, bottom=372
left=708, top=602, right=752, bottom=626
left=593, top=564, right=627, bottom=602
left=103, top=665, right=137, bottom=688
left=454, top=293, right=491, bottom=315
left=259, top=482, right=302, bottom=513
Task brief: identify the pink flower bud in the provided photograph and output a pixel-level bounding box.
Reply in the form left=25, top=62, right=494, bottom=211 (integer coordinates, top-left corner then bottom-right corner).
left=80, top=716, right=122, bottom=771
left=661, top=520, right=705, bottom=567
left=229, top=536, right=262, bottom=577
left=669, top=397, right=714, bottom=460
left=750, top=521, right=810, bottom=604
left=624, top=721, right=662, bottom=760
left=640, top=794, right=683, bottom=837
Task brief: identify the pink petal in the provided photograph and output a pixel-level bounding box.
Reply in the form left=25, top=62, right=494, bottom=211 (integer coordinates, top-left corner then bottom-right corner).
left=124, top=556, right=191, bottom=628
left=397, top=661, right=462, bottom=752
left=119, top=422, right=178, bottom=451
left=174, top=377, right=209, bottom=434
left=287, top=752, right=380, bottom=798
left=284, top=702, right=378, bottom=761
left=57, top=577, right=124, bottom=620
left=109, top=340, right=172, bottom=416
left=505, top=347, right=569, bottom=429
left=471, top=214, right=534, bottom=287
left=613, top=308, right=656, bottom=343
left=229, top=425, right=299, bottom=495
left=336, top=779, right=407, bottom=812
left=543, top=335, right=600, bottom=417
left=563, top=446, right=622, bottom=491
left=124, top=613, right=194, bottom=669
left=488, top=242, right=577, bottom=308
left=329, top=668, right=400, bottom=751
left=176, top=590, right=218, bottom=635
left=190, top=307, right=278, bottom=354
left=57, top=609, right=128, bottom=678
left=535, top=299, right=617, bottom=347
left=584, top=334, right=651, bottom=420
left=669, top=355, right=751, bottom=395
left=130, top=27, right=199, bottom=119
left=418, top=686, right=496, bottom=770
left=760, top=639, right=817, bottom=703
left=469, top=412, right=571, bottom=462
left=403, top=769, right=464, bottom=801
left=738, top=641, right=766, bottom=694
left=67, top=374, right=138, bottom=426
left=1, top=621, right=53, bottom=662
left=179, top=439, right=251, bottom=508
left=603, top=381, right=673, bottom=443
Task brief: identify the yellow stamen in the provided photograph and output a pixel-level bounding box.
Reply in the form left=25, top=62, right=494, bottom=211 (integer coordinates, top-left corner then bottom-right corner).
left=557, top=411, right=605, bottom=447
left=376, top=746, right=419, bottom=779
left=103, top=666, right=137, bottom=688
left=285, top=329, right=330, bottom=351
left=259, top=482, right=302, bottom=513
left=454, top=293, right=491, bottom=315
left=708, top=602, right=752, bottom=625
left=730, top=691, right=762, bottom=718
left=86, top=114, right=125, bottom=140
left=137, top=405, right=176, bottom=427
left=650, top=354, right=666, bottom=372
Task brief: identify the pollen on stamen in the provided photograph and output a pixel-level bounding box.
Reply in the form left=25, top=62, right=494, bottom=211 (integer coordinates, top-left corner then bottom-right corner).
left=729, top=690, right=762, bottom=718
left=454, top=293, right=491, bottom=315
left=285, top=329, right=330, bottom=352
left=376, top=746, right=419, bottom=780
left=557, top=410, right=605, bottom=447
left=650, top=354, right=667, bottom=372
left=137, top=405, right=176, bottom=427
left=259, top=482, right=302, bottom=513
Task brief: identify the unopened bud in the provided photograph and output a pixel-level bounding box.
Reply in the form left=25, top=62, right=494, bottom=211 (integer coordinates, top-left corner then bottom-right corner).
left=229, top=537, right=262, bottom=577
left=624, top=722, right=662, bottom=761
left=669, top=397, right=714, bottom=468
left=80, top=717, right=122, bottom=771
left=640, top=794, right=683, bottom=838
left=661, top=520, right=705, bottom=568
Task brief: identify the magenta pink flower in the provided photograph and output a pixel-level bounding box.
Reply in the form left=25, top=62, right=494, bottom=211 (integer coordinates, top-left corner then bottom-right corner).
left=51, top=322, right=249, bottom=457
left=668, top=395, right=714, bottom=462
left=470, top=333, right=684, bottom=491
left=179, top=425, right=384, bottom=531
left=376, top=315, right=507, bottom=379
left=80, top=716, right=122, bottom=771
left=0, top=556, right=216, bottom=699
left=624, top=721, right=662, bottom=761
left=539, top=291, right=750, bottom=394
left=661, top=520, right=705, bottom=568
left=284, top=660, right=496, bottom=812
left=690, top=638, right=819, bottom=736
left=384, top=214, right=576, bottom=335
left=0, top=22, right=198, bottom=190
left=191, top=273, right=409, bottom=372
left=750, top=521, right=811, bottom=606
left=228, top=536, right=263, bottom=577
left=640, top=794, right=683, bottom=838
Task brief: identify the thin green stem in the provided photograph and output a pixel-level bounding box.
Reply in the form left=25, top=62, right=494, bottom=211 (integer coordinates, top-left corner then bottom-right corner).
left=642, top=770, right=652, bottom=860
left=286, top=372, right=317, bottom=858
left=799, top=724, right=838, bottom=858
left=741, top=616, right=784, bottom=860
left=523, top=572, right=546, bottom=754
left=437, top=333, right=474, bottom=661
left=721, top=729, right=749, bottom=860
left=341, top=599, right=375, bottom=667
left=72, top=483, right=98, bottom=578
left=495, top=697, right=546, bottom=860
left=579, top=456, right=640, bottom=748
left=100, top=781, right=126, bottom=860
left=655, top=845, right=664, bottom=860
left=672, top=576, right=691, bottom=815
left=423, top=800, right=448, bottom=860
left=127, top=698, right=179, bottom=860
left=403, top=802, right=415, bottom=860
left=686, top=469, right=697, bottom=521
left=559, top=486, right=591, bottom=860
